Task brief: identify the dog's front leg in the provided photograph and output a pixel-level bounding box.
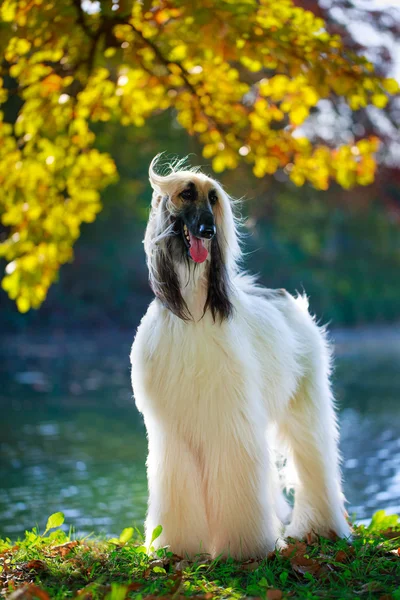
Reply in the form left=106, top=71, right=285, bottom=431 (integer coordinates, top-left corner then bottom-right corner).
left=145, top=431, right=210, bottom=558
left=280, top=373, right=351, bottom=542
left=206, top=436, right=281, bottom=560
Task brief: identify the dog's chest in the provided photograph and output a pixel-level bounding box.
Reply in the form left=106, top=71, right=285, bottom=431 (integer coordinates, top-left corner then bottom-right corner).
left=139, top=313, right=259, bottom=428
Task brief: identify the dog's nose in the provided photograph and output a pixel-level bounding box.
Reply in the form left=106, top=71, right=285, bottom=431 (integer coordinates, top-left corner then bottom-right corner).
left=198, top=223, right=216, bottom=239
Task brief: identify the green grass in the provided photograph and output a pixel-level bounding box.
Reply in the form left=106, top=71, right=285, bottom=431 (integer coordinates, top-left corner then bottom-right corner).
left=1, top=511, right=400, bottom=600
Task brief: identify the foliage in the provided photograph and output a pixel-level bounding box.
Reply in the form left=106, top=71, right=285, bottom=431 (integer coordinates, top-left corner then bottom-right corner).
left=2, top=113, right=400, bottom=329
left=0, top=1, right=399, bottom=312
left=1, top=511, right=400, bottom=599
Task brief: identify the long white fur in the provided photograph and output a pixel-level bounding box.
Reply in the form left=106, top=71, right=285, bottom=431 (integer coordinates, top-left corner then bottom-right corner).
left=130, top=157, right=351, bottom=559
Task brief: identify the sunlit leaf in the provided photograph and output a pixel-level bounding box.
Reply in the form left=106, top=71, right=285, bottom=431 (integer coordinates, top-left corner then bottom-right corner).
left=44, top=512, right=65, bottom=534
left=149, top=525, right=163, bottom=546
left=119, top=527, right=134, bottom=544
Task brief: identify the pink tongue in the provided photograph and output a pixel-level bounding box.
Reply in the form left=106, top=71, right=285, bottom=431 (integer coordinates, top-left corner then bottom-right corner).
left=189, top=232, right=208, bottom=263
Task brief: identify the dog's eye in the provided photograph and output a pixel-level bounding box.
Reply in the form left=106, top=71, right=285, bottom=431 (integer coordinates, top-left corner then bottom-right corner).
left=180, top=188, right=194, bottom=201
left=209, top=191, right=218, bottom=206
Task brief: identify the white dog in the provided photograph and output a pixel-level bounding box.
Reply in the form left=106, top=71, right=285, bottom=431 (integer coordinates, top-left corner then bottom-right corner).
left=130, top=156, right=350, bottom=559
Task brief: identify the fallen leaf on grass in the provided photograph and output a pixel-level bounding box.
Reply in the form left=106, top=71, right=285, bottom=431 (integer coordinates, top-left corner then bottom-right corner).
left=8, top=583, right=50, bottom=600
left=334, top=550, right=349, bottom=563
left=281, top=540, right=328, bottom=578
left=24, top=560, right=47, bottom=572
left=50, top=540, right=79, bottom=556
left=127, top=582, right=143, bottom=591
left=291, top=558, right=321, bottom=576
left=380, top=528, right=400, bottom=540
left=241, top=559, right=260, bottom=571
left=267, top=590, right=283, bottom=600
left=174, top=560, right=189, bottom=572
left=281, top=542, right=307, bottom=559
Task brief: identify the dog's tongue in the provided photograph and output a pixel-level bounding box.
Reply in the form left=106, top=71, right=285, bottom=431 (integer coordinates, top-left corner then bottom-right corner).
left=189, top=232, right=208, bottom=263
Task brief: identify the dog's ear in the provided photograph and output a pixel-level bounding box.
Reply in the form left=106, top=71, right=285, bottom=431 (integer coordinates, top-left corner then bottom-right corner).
left=149, top=241, right=192, bottom=321
left=204, top=236, right=233, bottom=322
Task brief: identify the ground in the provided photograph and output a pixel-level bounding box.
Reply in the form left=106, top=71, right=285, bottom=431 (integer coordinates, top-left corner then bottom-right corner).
left=0, top=511, right=399, bottom=600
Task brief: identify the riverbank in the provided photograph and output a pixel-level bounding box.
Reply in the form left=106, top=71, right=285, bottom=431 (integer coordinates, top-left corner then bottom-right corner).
left=1, top=511, right=399, bottom=599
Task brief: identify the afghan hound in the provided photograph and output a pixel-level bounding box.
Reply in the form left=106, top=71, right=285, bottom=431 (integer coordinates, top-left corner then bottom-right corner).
left=130, top=156, right=350, bottom=559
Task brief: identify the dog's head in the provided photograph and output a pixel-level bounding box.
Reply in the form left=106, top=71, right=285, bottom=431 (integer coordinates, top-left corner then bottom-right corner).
left=144, top=156, right=240, bottom=322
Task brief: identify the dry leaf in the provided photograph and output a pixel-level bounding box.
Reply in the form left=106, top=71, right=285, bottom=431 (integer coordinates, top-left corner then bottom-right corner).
left=292, top=560, right=321, bottom=576
left=127, top=582, right=143, bottom=591
left=50, top=540, right=79, bottom=556
left=8, top=584, right=50, bottom=600
left=174, top=560, right=189, bottom=572
left=381, top=529, right=400, bottom=540
left=241, top=560, right=260, bottom=571
left=24, top=560, right=47, bottom=572
left=334, top=550, right=348, bottom=563
left=281, top=541, right=307, bottom=559
left=267, top=590, right=283, bottom=600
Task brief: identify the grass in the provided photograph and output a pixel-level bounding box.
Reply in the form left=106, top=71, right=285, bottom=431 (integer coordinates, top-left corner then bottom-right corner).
left=1, top=511, right=400, bottom=600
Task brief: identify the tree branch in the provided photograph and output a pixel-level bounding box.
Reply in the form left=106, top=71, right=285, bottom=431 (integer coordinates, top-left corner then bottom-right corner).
left=72, top=0, right=96, bottom=39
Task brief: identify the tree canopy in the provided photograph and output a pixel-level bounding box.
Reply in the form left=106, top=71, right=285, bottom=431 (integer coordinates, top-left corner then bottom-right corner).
left=0, top=0, right=399, bottom=312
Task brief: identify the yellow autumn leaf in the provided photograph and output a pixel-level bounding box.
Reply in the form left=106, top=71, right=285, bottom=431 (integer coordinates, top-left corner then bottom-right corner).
left=289, top=105, right=309, bottom=126
left=371, top=93, right=388, bottom=109
left=382, top=78, right=399, bottom=94
left=17, top=296, right=30, bottom=313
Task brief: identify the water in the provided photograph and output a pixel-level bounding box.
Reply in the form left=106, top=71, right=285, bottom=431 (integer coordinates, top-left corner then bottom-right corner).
left=1, top=329, right=399, bottom=539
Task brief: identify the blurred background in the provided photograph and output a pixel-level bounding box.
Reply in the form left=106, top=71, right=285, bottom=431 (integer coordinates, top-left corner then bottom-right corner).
left=1, top=0, right=400, bottom=538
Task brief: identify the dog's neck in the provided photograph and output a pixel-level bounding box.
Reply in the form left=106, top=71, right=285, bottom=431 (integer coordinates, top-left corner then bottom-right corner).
left=176, top=261, right=209, bottom=322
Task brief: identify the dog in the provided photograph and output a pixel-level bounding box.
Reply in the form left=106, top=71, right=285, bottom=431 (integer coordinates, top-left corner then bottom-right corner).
left=130, top=156, right=350, bottom=559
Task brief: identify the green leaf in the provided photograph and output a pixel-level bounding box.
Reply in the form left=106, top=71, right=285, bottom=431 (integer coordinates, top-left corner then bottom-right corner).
left=368, top=510, right=399, bottom=532
left=44, top=512, right=64, bottom=534
left=150, top=525, right=163, bottom=546
left=152, top=566, right=166, bottom=574
left=279, top=570, right=289, bottom=585
left=134, top=545, right=148, bottom=554
left=119, top=527, right=134, bottom=544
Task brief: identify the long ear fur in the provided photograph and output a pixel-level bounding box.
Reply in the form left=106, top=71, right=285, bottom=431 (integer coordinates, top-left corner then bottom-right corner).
left=204, top=235, right=233, bottom=322
left=145, top=195, right=191, bottom=321
left=150, top=240, right=192, bottom=321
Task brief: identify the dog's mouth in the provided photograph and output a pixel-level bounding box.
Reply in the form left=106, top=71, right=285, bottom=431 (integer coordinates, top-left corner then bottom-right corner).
left=182, top=223, right=209, bottom=264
